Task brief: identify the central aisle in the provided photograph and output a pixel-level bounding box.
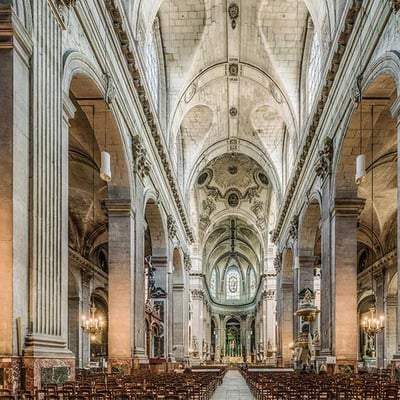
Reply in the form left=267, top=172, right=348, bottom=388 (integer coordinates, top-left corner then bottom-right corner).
left=211, top=370, right=255, bottom=400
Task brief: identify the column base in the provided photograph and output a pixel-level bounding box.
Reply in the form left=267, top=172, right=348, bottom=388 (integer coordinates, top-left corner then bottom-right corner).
left=23, top=356, right=75, bottom=391
left=108, top=357, right=133, bottom=374
left=335, top=358, right=358, bottom=374
left=0, top=356, right=23, bottom=391
left=390, top=356, right=400, bottom=382
left=132, top=347, right=149, bottom=369
left=315, top=355, right=359, bottom=374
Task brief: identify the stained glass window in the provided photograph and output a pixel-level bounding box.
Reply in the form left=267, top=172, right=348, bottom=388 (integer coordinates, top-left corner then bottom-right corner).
left=145, top=20, right=160, bottom=112
left=308, top=30, right=321, bottom=113
left=249, top=268, right=256, bottom=297
left=210, top=268, right=217, bottom=297
left=226, top=267, right=240, bottom=299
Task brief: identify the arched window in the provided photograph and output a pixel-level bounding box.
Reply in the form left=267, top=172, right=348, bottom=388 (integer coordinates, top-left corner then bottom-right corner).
left=210, top=268, right=217, bottom=297
left=249, top=268, right=256, bottom=297
left=226, top=266, right=240, bottom=300
left=307, top=28, right=321, bottom=113
left=145, top=19, right=161, bottom=112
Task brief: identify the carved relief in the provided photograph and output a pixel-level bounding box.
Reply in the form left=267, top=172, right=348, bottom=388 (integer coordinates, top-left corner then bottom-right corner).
left=251, top=200, right=266, bottom=231
left=389, top=0, right=400, bottom=12
left=315, top=137, right=333, bottom=179
left=273, top=252, right=282, bottom=273
left=103, top=72, right=116, bottom=106
left=288, top=215, right=299, bottom=240
left=167, top=215, right=177, bottom=241
left=184, top=252, right=192, bottom=271
left=191, top=289, right=204, bottom=300
left=228, top=4, right=239, bottom=29
left=200, top=197, right=216, bottom=230
left=132, top=136, right=150, bottom=178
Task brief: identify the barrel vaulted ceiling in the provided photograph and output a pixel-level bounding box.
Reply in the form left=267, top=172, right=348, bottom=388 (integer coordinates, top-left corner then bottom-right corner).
left=127, top=0, right=346, bottom=296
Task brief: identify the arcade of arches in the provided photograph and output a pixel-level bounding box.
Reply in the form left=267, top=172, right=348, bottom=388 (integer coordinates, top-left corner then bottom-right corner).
left=1, top=0, right=400, bottom=390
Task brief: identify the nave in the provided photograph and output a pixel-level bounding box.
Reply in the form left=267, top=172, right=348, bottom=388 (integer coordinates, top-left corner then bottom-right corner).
left=211, top=370, right=254, bottom=400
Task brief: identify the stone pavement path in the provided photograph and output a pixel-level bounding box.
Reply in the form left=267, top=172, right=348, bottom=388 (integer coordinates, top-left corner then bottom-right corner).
left=211, top=369, right=255, bottom=400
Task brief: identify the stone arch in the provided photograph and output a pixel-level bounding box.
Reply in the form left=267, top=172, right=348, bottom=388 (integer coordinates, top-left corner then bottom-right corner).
left=278, top=248, right=294, bottom=366
left=172, top=248, right=186, bottom=361
left=144, top=200, right=167, bottom=257
left=64, top=53, right=133, bottom=370
left=91, top=289, right=108, bottom=361
left=63, top=51, right=132, bottom=196
left=68, top=269, right=80, bottom=366
left=298, top=199, right=322, bottom=258
left=333, top=62, right=398, bottom=365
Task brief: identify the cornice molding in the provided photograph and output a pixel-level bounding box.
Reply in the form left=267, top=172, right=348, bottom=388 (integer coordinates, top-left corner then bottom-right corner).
left=105, top=0, right=194, bottom=243
left=0, top=6, right=13, bottom=49
left=271, top=0, right=362, bottom=244
left=389, top=0, right=400, bottom=12
left=69, top=248, right=108, bottom=281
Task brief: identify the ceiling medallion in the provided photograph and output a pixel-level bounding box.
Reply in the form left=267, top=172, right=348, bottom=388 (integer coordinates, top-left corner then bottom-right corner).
left=229, top=107, right=238, bottom=117
left=57, top=0, right=77, bottom=7
left=184, top=81, right=197, bottom=103
left=228, top=165, right=238, bottom=175
left=258, top=172, right=269, bottom=186
left=228, top=193, right=240, bottom=208
left=228, top=63, right=239, bottom=77
left=197, top=171, right=209, bottom=185
left=228, top=3, right=239, bottom=29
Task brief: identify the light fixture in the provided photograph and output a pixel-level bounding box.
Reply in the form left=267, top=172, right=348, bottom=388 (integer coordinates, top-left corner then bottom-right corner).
left=100, top=30, right=112, bottom=182
left=355, top=12, right=366, bottom=185
left=355, top=76, right=366, bottom=184
left=361, top=105, right=384, bottom=338
left=362, top=305, right=384, bottom=337
left=355, top=153, right=366, bottom=184
left=100, top=150, right=111, bottom=182
left=81, top=302, right=104, bottom=335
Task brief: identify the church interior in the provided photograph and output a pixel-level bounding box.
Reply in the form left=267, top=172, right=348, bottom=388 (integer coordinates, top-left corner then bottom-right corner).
left=1, top=0, right=400, bottom=397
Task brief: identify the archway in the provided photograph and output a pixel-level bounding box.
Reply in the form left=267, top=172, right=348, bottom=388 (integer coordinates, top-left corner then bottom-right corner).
left=66, top=69, right=131, bottom=369
left=144, top=200, right=168, bottom=360
left=335, top=71, right=398, bottom=367
left=225, top=318, right=241, bottom=359
left=172, top=248, right=186, bottom=361
left=297, top=199, right=322, bottom=366
left=278, top=248, right=294, bottom=366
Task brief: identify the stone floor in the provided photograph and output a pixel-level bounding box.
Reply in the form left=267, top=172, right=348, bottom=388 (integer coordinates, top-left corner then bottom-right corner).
left=211, top=369, right=255, bottom=400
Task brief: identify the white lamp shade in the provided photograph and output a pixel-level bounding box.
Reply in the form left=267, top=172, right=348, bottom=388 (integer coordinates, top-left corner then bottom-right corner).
left=355, top=153, right=366, bottom=185
left=100, top=151, right=112, bottom=182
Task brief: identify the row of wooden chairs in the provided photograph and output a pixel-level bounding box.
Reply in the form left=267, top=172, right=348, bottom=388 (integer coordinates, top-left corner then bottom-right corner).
left=0, top=368, right=226, bottom=400
left=242, top=369, right=399, bottom=400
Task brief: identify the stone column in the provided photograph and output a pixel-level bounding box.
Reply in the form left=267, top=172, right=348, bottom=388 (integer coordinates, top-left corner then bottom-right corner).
left=281, top=282, right=294, bottom=366
left=80, top=272, right=91, bottom=368
left=331, top=198, right=365, bottom=370
left=319, top=185, right=333, bottom=358
left=182, top=257, right=191, bottom=361
left=0, top=3, right=32, bottom=390
left=104, top=199, right=135, bottom=373
left=172, top=280, right=185, bottom=361
left=390, top=98, right=400, bottom=366
left=375, top=270, right=385, bottom=368
left=190, top=290, right=203, bottom=363
left=298, top=256, right=315, bottom=292
left=23, top=3, right=74, bottom=390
